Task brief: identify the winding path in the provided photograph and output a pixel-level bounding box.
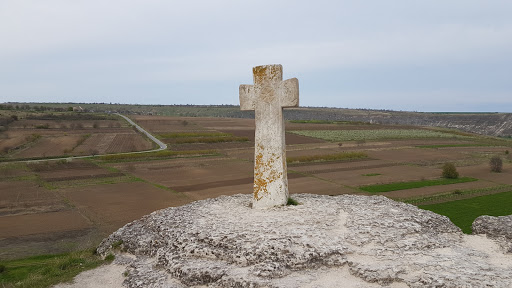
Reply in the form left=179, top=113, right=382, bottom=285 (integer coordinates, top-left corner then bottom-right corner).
left=15, top=113, right=166, bottom=163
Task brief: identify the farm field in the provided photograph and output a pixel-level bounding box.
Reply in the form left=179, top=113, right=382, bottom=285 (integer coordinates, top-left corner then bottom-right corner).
left=0, top=111, right=154, bottom=161
left=420, top=190, right=512, bottom=233
left=1, top=112, right=512, bottom=261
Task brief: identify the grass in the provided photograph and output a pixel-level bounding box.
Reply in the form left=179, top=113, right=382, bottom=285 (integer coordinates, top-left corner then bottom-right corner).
left=157, top=132, right=231, bottom=138
left=286, top=151, right=368, bottom=164
left=398, top=185, right=512, bottom=205
left=157, top=132, right=249, bottom=144
left=362, top=173, right=381, bottom=176
left=0, top=249, right=111, bottom=288
left=359, top=177, right=477, bottom=193
left=419, top=190, right=512, bottom=233
left=49, top=175, right=141, bottom=189
left=289, top=129, right=470, bottom=142
left=97, top=149, right=218, bottom=162
left=174, top=136, right=249, bottom=144
left=286, top=197, right=300, bottom=206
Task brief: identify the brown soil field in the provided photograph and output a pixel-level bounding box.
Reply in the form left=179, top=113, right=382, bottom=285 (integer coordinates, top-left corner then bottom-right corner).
left=0, top=181, right=68, bottom=217
left=104, top=133, right=153, bottom=153
left=367, top=148, right=471, bottom=165
left=60, top=182, right=190, bottom=231
left=0, top=132, right=32, bottom=153
left=288, top=176, right=356, bottom=196
left=0, top=114, right=145, bottom=160
left=0, top=228, right=100, bottom=260
left=290, top=159, right=440, bottom=187
left=0, top=163, right=32, bottom=180
left=114, top=157, right=253, bottom=189
left=14, top=135, right=83, bottom=158
left=132, top=115, right=208, bottom=133
left=34, top=162, right=115, bottom=181
left=192, top=117, right=256, bottom=130
left=2, top=114, right=512, bottom=260
left=170, top=141, right=253, bottom=151
left=289, top=159, right=398, bottom=174
left=0, top=211, right=91, bottom=238
left=8, top=119, right=125, bottom=130
left=74, top=132, right=152, bottom=155
left=459, top=162, right=512, bottom=184
left=183, top=183, right=253, bottom=201
left=285, top=122, right=424, bottom=131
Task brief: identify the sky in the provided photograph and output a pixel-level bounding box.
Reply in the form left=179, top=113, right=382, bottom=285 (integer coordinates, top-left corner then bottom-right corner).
left=0, top=1, right=511, bottom=112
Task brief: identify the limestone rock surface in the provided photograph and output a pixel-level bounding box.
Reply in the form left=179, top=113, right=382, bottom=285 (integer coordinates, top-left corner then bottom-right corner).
left=473, top=214, right=512, bottom=253
left=97, top=194, right=512, bottom=288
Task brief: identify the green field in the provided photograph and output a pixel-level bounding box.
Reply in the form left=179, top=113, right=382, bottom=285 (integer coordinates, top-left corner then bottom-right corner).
left=360, top=177, right=477, bottom=193
left=158, top=132, right=249, bottom=144
left=287, top=151, right=368, bottom=164
left=97, top=149, right=218, bottom=162
left=289, top=129, right=470, bottom=142
left=157, top=132, right=231, bottom=138
left=416, top=144, right=489, bottom=148
left=0, top=250, right=110, bottom=288
left=419, top=190, right=512, bottom=233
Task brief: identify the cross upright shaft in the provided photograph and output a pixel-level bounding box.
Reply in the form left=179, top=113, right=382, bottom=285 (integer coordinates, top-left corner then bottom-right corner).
left=239, top=64, right=299, bottom=209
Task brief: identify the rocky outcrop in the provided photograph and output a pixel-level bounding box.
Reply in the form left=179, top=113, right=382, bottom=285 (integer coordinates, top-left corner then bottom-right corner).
left=473, top=215, right=512, bottom=253
left=97, top=194, right=512, bottom=287
left=283, top=109, right=512, bottom=137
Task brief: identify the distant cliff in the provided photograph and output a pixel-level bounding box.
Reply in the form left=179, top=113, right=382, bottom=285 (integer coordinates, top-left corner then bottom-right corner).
left=282, top=108, right=512, bottom=137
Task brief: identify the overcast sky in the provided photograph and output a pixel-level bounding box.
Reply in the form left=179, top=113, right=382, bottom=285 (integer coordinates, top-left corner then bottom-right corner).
left=1, top=1, right=511, bottom=112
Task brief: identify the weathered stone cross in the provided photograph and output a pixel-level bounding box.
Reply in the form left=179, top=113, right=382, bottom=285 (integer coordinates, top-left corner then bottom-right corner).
left=239, top=64, right=299, bottom=209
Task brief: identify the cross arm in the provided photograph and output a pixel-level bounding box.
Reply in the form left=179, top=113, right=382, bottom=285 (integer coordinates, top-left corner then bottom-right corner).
left=278, top=78, right=299, bottom=108
left=239, top=84, right=256, bottom=111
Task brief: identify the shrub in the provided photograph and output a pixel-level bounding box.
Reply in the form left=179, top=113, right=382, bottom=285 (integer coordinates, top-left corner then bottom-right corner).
left=35, top=124, right=49, bottom=129
left=111, top=240, right=123, bottom=250
left=490, top=156, right=503, bottom=173
left=442, top=163, right=459, bottom=179
left=104, top=254, right=115, bottom=262
left=286, top=197, right=299, bottom=206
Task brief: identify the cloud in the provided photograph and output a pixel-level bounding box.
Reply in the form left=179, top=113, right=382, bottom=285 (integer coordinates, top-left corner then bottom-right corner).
left=1, top=1, right=511, bottom=111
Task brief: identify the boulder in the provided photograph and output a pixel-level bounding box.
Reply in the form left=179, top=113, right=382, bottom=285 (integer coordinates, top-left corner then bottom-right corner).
left=97, top=194, right=512, bottom=288
left=473, top=214, right=512, bottom=253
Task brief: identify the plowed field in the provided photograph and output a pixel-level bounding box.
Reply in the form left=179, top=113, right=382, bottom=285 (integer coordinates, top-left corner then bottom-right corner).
left=74, top=132, right=152, bottom=155
left=2, top=114, right=512, bottom=260
left=15, top=135, right=83, bottom=158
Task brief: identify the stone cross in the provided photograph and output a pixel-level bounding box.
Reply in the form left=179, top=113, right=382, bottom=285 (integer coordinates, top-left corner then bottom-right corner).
left=239, top=64, right=299, bottom=209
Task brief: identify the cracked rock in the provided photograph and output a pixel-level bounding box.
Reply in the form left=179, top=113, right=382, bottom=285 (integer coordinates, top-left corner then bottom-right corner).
left=97, top=194, right=512, bottom=287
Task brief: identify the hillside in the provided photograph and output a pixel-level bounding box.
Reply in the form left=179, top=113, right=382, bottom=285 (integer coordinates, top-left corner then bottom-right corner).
left=3, top=103, right=511, bottom=137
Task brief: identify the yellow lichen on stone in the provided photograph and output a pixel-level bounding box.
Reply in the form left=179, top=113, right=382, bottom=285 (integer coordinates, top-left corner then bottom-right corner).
left=253, top=65, right=282, bottom=85
left=239, top=64, right=299, bottom=208
left=253, top=146, right=283, bottom=202
left=253, top=151, right=267, bottom=200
